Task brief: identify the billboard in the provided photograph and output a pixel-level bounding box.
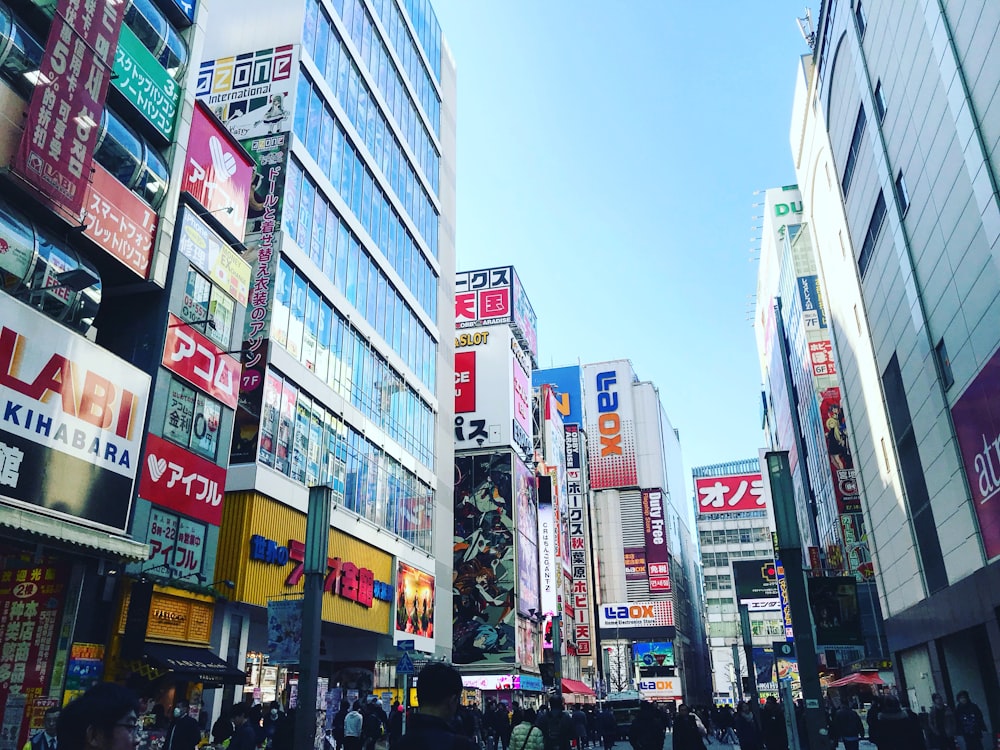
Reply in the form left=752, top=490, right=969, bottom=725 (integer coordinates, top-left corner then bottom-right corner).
left=565, top=424, right=592, bottom=656
left=808, top=576, right=863, bottom=646
left=537, top=475, right=558, bottom=615
left=819, top=388, right=861, bottom=514
left=161, top=313, right=241, bottom=409
left=455, top=266, right=536, bottom=364
left=137, top=434, right=225, bottom=525
left=514, top=454, right=539, bottom=617
left=633, top=641, right=674, bottom=668
left=453, top=326, right=530, bottom=458
left=583, top=362, right=638, bottom=489
left=695, top=473, right=765, bottom=513
left=182, top=102, right=254, bottom=241
left=14, top=0, right=126, bottom=217
left=952, top=347, right=1000, bottom=559
left=599, top=601, right=674, bottom=628
left=533, top=366, right=583, bottom=426
left=394, top=563, right=435, bottom=654
left=0, top=295, right=149, bottom=531
left=624, top=546, right=647, bottom=581
left=82, top=164, right=157, bottom=279
left=453, top=452, right=516, bottom=665
left=112, top=24, right=180, bottom=139
left=732, top=559, right=780, bottom=611
left=641, top=488, right=671, bottom=592
left=517, top=531, right=539, bottom=619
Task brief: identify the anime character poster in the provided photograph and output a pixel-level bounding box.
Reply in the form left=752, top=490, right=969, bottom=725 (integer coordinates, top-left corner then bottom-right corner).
left=453, top=451, right=516, bottom=665
left=819, top=387, right=861, bottom=514
left=394, top=563, right=435, bottom=653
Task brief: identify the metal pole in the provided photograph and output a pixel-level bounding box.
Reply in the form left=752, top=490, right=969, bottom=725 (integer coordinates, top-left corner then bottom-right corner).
left=766, top=452, right=827, bottom=750
left=401, top=674, right=408, bottom=736
left=733, top=642, right=744, bottom=703
left=294, top=486, right=332, bottom=750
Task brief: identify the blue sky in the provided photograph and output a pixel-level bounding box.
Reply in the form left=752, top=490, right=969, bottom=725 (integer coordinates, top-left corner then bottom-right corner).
left=433, top=2, right=812, bottom=486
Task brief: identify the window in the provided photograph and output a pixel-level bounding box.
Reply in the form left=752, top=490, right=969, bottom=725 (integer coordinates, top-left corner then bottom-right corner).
left=874, top=80, right=886, bottom=122
left=163, top=378, right=222, bottom=460
left=855, top=0, right=866, bottom=36
left=180, top=267, right=234, bottom=348
left=841, top=106, right=867, bottom=196
left=858, top=190, right=887, bottom=278
left=895, top=170, right=910, bottom=215
left=936, top=338, right=954, bottom=390
left=0, top=6, right=43, bottom=96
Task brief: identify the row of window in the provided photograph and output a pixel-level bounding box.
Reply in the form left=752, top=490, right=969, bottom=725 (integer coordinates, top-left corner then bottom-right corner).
left=703, top=574, right=732, bottom=592
left=273, top=255, right=435, bottom=469
left=164, top=375, right=224, bottom=461
left=180, top=264, right=237, bottom=350
left=397, top=0, right=441, bottom=82
left=365, top=0, right=439, bottom=134
left=295, top=13, right=438, bottom=256
left=699, top=528, right=772, bottom=547
left=290, top=73, right=438, bottom=319
left=258, top=368, right=434, bottom=552
left=284, top=157, right=437, bottom=392
left=321, top=0, right=439, bottom=149
left=701, top=549, right=774, bottom=569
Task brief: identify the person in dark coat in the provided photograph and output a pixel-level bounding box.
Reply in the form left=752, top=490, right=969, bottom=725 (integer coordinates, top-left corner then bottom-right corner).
left=598, top=708, right=617, bottom=750
left=670, top=704, right=705, bottom=750
left=733, top=701, right=763, bottom=750
left=869, top=696, right=926, bottom=750
left=830, top=702, right=866, bottom=750
left=227, top=705, right=258, bottom=750
left=396, top=663, right=478, bottom=750
left=488, top=702, right=511, bottom=750
left=760, top=697, right=788, bottom=750
left=955, top=691, right=987, bottom=750
left=165, top=700, right=200, bottom=750
left=571, top=707, right=589, bottom=749
left=270, top=708, right=295, bottom=750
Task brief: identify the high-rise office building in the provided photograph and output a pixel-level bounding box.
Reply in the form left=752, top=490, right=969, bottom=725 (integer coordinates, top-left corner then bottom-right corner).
left=789, top=0, right=1000, bottom=714
left=198, top=0, right=456, bottom=709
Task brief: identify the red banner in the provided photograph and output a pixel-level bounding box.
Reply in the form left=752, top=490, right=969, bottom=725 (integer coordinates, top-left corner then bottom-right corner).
left=162, top=313, right=241, bottom=409
left=641, top=488, right=671, bottom=592
left=14, top=0, right=126, bottom=216
left=695, top=473, right=765, bottom=513
left=454, top=351, right=476, bottom=413
left=138, top=433, right=226, bottom=525
left=182, top=102, right=254, bottom=242
left=83, top=163, right=157, bottom=278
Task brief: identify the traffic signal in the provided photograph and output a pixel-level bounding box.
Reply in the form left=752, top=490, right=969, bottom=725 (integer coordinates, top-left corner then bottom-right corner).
left=539, top=662, right=556, bottom=687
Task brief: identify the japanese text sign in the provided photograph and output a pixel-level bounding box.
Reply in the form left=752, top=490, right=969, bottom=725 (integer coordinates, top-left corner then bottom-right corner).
left=138, top=433, right=225, bottom=525
left=695, top=473, right=765, bottom=514
left=15, top=0, right=126, bottom=216
left=146, top=506, right=207, bottom=578
left=641, top=488, right=671, bottom=592
left=82, top=163, right=156, bottom=279
left=112, top=24, right=180, bottom=140
left=162, top=313, right=240, bottom=409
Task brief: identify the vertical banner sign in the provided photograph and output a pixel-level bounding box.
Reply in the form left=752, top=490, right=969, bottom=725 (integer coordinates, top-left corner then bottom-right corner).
left=564, top=424, right=592, bottom=656
left=15, top=0, right=127, bottom=216
left=583, top=362, right=638, bottom=489
left=536, top=474, right=558, bottom=616
left=641, top=489, right=671, bottom=591
left=267, top=598, right=303, bottom=664
left=454, top=351, right=476, bottom=413
left=514, top=454, right=539, bottom=618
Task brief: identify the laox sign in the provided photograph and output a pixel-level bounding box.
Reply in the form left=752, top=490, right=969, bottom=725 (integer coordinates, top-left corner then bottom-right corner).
left=604, top=604, right=653, bottom=620
left=595, top=370, right=622, bottom=456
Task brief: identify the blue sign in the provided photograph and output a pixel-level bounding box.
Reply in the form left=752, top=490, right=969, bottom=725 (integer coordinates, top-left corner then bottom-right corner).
left=396, top=640, right=415, bottom=652
left=797, top=275, right=828, bottom=330
left=517, top=674, right=544, bottom=692
left=533, top=365, right=583, bottom=425
left=397, top=651, right=415, bottom=675
left=170, top=0, right=197, bottom=23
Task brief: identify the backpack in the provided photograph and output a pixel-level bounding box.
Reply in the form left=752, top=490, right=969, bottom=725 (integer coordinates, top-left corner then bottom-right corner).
left=543, top=713, right=569, bottom=750
left=362, top=711, right=384, bottom=740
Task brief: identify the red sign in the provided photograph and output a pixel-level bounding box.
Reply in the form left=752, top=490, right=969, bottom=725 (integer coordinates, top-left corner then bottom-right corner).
left=138, top=433, right=225, bottom=525
left=162, top=313, right=240, bottom=409
left=82, top=163, right=157, bottom=278
left=286, top=540, right=375, bottom=608
left=695, top=473, right=765, bottom=513
left=182, top=102, right=254, bottom=242
left=641, top=489, right=671, bottom=592
left=14, top=0, right=126, bottom=217
left=809, top=340, right=836, bottom=376
left=455, top=351, right=476, bottom=413
left=0, top=561, right=68, bottom=748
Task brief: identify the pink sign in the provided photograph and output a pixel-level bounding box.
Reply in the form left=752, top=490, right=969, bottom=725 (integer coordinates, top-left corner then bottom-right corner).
left=952, top=347, right=1000, bottom=560
left=138, top=433, right=225, bottom=525
left=14, top=0, right=126, bottom=217
left=695, top=473, right=765, bottom=514
left=83, top=163, right=157, bottom=278
left=162, top=313, right=241, bottom=409
left=455, top=351, right=475, bottom=413
left=182, top=102, right=253, bottom=242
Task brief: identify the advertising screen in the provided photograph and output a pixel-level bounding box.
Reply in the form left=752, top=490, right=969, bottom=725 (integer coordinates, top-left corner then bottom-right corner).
left=695, top=473, right=765, bottom=514
left=516, top=531, right=539, bottom=618
left=583, top=362, right=638, bottom=489
left=394, top=563, right=435, bottom=654
left=633, top=641, right=675, bottom=668
left=808, top=576, right=863, bottom=646
left=453, top=452, right=516, bottom=665
left=732, top=559, right=780, bottom=611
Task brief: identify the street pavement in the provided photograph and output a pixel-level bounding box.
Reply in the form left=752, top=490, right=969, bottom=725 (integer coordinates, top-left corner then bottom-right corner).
left=583, top=736, right=880, bottom=749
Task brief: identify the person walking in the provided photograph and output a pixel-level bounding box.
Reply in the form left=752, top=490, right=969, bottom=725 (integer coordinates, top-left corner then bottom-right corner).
left=830, top=702, right=866, bottom=750
left=58, top=684, right=140, bottom=750
left=489, top=702, right=512, bottom=750
left=571, top=707, right=589, bottom=750
left=955, top=691, right=987, bottom=750
left=927, top=693, right=957, bottom=750
left=536, top=696, right=574, bottom=750
left=343, top=703, right=365, bottom=750
left=508, top=709, right=543, bottom=750
left=760, top=697, right=788, bottom=750
left=733, top=702, right=763, bottom=750
left=670, top=704, right=706, bottom=750
left=869, top=696, right=926, bottom=750
left=165, top=701, right=200, bottom=750
left=396, top=663, right=478, bottom=750
left=598, top=708, right=617, bottom=750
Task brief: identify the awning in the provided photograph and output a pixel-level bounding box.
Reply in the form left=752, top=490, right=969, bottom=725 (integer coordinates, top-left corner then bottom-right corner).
left=561, top=678, right=595, bottom=696
left=144, top=643, right=245, bottom=686
left=825, top=671, right=886, bottom=688
left=0, top=505, right=149, bottom=561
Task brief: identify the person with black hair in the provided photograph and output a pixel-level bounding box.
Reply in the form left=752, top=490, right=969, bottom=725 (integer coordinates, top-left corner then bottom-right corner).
left=955, top=691, right=987, bottom=750
left=58, top=683, right=140, bottom=750
left=397, top=663, right=478, bottom=750
left=869, top=696, right=926, bottom=750
left=166, top=700, right=200, bottom=750
left=536, top=695, right=574, bottom=750
left=227, top=705, right=257, bottom=750
left=24, top=706, right=60, bottom=750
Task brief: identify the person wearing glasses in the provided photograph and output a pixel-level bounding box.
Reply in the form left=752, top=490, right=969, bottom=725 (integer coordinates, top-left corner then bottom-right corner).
left=58, top=683, right=141, bottom=750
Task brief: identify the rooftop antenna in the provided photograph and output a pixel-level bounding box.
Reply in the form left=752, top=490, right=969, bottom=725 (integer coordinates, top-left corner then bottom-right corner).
left=797, top=8, right=816, bottom=50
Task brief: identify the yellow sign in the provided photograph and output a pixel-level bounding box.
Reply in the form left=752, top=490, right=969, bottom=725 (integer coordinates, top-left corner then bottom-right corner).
left=217, top=492, right=393, bottom=634
left=115, top=584, right=215, bottom=645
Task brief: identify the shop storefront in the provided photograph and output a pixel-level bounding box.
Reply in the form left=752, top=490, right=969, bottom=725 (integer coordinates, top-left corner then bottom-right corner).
left=561, top=678, right=597, bottom=705
left=461, top=674, right=546, bottom=709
